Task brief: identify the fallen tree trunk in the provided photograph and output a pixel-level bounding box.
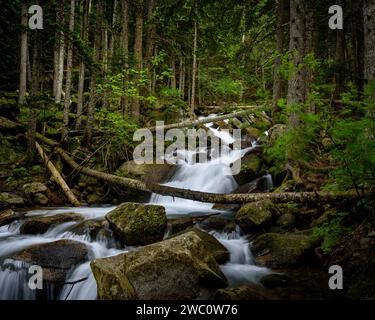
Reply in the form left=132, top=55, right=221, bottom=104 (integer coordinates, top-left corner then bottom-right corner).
left=35, top=141, right=81, bottom=207
left=36, top=133, right=371, bottom=205
left=149, top=107, right=264, bottom=132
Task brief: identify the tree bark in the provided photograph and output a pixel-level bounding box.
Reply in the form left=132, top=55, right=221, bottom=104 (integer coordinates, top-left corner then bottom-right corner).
left=179, top=57, right=185, bottom=98
left=132, top=1, right=144, bottom=118
left=55, top=0, right=66, bottom=104
left=272, top=0, right=286, bottom=116
left=170, top=56, right=176, bottom=89
left=334, top=0, right=346, bottom=99
left=364, top=0, right=375, bottom=83
left=36, top=133, right=371, bottom=205
left=109, top=0, right=119, bottom=63
left=85, top=3, right=101, bottom=146
left=35, top=142, right=81, bottom=207
left=287, top=0, right=306, bottom=127
left=191, top=19, right=198, bottom=117
left=149, top=107, right=263, bottom=132
left=120, top=0, right=130, bottom=115
left=27, top=42, right=40, bottom=161
left=63, top=0, right=76, bottom=139
left=18, top=2, right=28, bottom=105
left=145, top=0, right=156, bottom=66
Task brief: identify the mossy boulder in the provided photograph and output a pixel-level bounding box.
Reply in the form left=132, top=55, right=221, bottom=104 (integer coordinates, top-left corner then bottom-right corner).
left=251, top=232, right=318, bottom=268
left=68, top=218, right=106, bottom=239
left=22, top=182, right=48, bottom=194
left=20, top=213, right=84, bottom=235
left=168, top=217, right=196, bottom=235
left=91, top=230, right=228, bottom=300
left=33, top=193, right=49, bottom=206
left=232, top=154, right=262, bottom=185
left=106, top=203, right=167, bottom=246
left=0, top=192, right=25, bottom=207
left=0, top=209, right=23, bottom=227
left=235, top=200, right=274, bottom=233
left=311, top=209, right=338, bottom=227
left=276, top=213, right=296, bottom=229
left=171, top=228, right=230, bottom=264
left=116, top=161, right=176, bottom=184
left=245, top=128, right=261, bottom=140
left=10, top=240, right=88, bottom=282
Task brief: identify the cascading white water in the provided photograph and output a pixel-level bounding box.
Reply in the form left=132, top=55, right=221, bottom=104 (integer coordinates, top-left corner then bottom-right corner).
left=0, top=114, right=270, bottom=300
left=150, top=119, right=254, bottom=215
left=211, top=228, right=270, bottom=287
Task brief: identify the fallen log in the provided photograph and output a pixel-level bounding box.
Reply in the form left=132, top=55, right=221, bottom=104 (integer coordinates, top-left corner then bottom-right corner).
left=35, top=141, right=81, bottom=207
left=36, top=133, right=371, bottom=205
left=149, top=107, right=265, bottom=132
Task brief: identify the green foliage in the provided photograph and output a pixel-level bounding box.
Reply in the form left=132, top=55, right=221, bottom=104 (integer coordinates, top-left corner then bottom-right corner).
left=158, top=87, right=187, bottom=114
left=97, top=109, right=139, bottom=147
left=312, top=212, right=351, bottom=254
left=266, top=102, right=322, bottom=174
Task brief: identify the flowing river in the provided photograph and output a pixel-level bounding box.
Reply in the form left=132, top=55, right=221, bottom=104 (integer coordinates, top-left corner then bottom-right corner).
left=0, top=119, right=271, bottom=300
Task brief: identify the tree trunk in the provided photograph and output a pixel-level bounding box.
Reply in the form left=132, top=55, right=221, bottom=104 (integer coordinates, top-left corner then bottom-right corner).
left=36, top=133, right=372, bottom=206
left=102, top=24, right=109, bottom=108
left=27, top=42, right=40, bottom=161
left=18, top=2, right=28, bottom=105
left=149, top=107, right=263, bottom=132
left=85, top=3, right=101, bottom=146
left=35, top=142, right=80, bottom=207
left=145, top=0, right=156, bottom=66
left=170, top=56, right=176, bottom=89
left=287, top=0, right=306, bottom=127
left=179, top=57, right=184, bottom=98
left=55, top=0, right=66, bottom=104
left=304, top=0, right=314, bottom=111
left=272, top=0, right=286, bottom=116
left=63, top=0, right=76, bottom=139
left=132, top=2, right=144, bottom=118
left=109, top=0, right=119, bottom=63
left=333, top=0, right=346, bottom=99
left=76, top=0, right=90, bottom=129
left=364, top=0, right=375, bottom=83
left=120, top=0, right=129, bottom=115
left=191, top=19, right=198, bottom=117
left=351, top=0, right=365, bottom=96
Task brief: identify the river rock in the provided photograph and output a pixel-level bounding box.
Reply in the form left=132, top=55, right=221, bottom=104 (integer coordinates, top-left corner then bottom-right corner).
left=91, top=230, right=228, bottom=300
left=232, top=154, right=262, bottom=185
left=0, top=192, right=25, bottom=207
left=10, top=240, right=88, bottom=282
left=260, top=273, right=292, bottom=288
left=68, top=218, right=106, bottom=239
left=22, top=182, right=48, bottom=194
left=0, top=209, right=23, bottom=227
left=20, top=213, right=84, bottom=235
left=33, top=193, right=49, bottom=206
left=214, top=284, right=278, bottom=300
left=199, top=216, right=235, bottom=233
left=106, top=203, right=167, bottom=246
left=116, top=161, right=176, bottom=184
left=168, top=217, right=196, bottom=235
left=251, top=232, right=317, bottom=268
left=235, top=200, right=274, bottom=233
